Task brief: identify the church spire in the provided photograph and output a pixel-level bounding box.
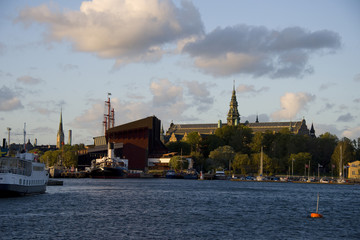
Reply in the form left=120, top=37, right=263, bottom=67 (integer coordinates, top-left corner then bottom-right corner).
left=56, top=109, right=65, bottom=149
left=310, top=123, right=316, bottom=138
left=227, top=81, right=240, bottom=126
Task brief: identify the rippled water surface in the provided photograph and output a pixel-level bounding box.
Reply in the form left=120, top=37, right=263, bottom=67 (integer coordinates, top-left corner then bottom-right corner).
left=0, top=179, right=359, bottom=239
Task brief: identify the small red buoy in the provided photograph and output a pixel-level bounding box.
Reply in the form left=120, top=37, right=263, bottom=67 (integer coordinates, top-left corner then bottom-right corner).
left=310, top=213, right=323, bottom=218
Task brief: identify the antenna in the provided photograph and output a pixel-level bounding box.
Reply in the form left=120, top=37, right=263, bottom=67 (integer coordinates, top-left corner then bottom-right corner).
left=7, top=127, right=11, bottom=148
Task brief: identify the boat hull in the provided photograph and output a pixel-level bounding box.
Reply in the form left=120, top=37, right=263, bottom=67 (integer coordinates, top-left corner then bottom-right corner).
left=0, top=183, right=46, bottom=197
left=89, top=167, right=127, bottom=179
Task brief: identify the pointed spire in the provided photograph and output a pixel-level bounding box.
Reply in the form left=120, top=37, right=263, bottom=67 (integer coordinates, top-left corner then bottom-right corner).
left=227, top=81, right=240, bottom=126
left=57, top=108, right=65, bottom=149
left=255, top=114, right=259, bottom=123
left=310, top=123, right=316, bottom=138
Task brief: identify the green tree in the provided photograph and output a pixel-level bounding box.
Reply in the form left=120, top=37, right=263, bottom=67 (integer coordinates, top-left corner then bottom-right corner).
left=251, top=151, right=273, bottom=175
left=289, top=152, right=312, bottom=176
left=199, top=135, right=224, bottom=158
left=169, top=156, right=188, bottom=171
left=232, top=153, right=251, bottom=175
left=331, top=138, right=355, bottom=177
left=166, top=141, right=191, bottom=155
left=185, top=132, right=201, bottom=152
left=208, top=145, right=235, bottom=170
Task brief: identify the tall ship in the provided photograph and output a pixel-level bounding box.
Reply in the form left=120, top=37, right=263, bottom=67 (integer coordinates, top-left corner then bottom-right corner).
left=89, top=143, right=128, bottom=178
left=0, top=152, right=49, bottom=197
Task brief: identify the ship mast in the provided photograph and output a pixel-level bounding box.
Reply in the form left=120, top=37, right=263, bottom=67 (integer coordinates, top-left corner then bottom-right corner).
left=103, top=93, right=115, bottom=133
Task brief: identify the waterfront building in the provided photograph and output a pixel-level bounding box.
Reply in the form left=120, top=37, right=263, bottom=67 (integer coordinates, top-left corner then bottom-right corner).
left=348, top=160, right=360, bottom=179
left=56, top=110, right=65, bottom=149
left=165, top=84, right=313, bottom=143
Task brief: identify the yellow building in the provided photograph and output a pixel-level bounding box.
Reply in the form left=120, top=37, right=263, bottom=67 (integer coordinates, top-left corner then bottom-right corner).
left=348, top=161, right=360, bottom=179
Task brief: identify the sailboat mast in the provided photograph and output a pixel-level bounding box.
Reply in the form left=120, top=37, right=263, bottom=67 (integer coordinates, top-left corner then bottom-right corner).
left=316, top=193, right=320, bottom=213
left=339, top=145, right=343, bottom=178
left=260, top=146, right=263, bottom=176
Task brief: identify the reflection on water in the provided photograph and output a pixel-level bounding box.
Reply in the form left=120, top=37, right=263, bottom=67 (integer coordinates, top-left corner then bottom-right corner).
left=0, top=179, right=359, bottom=239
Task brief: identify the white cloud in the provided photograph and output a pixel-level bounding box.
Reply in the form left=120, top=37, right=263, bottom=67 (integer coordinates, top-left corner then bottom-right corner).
left=17, top=0, right=204, bottom=66
left=271, top=92, right=315, bottom=120
left=0, top=86, right=23, bottom=111
left=150, top=79, right=183, bottom=107
left=342, top=126, right=360, bottom=140
left=183, top=25, right=341, bottom=78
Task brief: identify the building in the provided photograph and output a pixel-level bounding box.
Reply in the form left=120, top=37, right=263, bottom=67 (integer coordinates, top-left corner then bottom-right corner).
left=348, top=161, right=360, bottom=179
left=106, top=116, right=168, bottom=170
left=165, top=84, right=313, bottom=142
left=56, top=110, right=65, bottom=149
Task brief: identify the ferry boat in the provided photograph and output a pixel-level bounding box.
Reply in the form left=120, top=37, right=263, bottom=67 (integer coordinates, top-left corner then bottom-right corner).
left=89, top=143, right=128, bottom=179
left=0, top=153, right=49, bottom=197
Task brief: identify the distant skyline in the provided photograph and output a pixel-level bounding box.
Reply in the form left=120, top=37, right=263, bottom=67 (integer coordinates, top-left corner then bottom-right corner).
left=0, top=0, right=359, bottom=145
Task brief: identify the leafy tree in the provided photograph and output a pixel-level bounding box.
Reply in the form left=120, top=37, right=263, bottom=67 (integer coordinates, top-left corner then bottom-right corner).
left=166, top=141, right=191, bottom=155
left=251, top=151, right=274, bottom=175
left=190, top=151, right=206, bottom=171
left=199, top=135, right=224, bottom=158
left=215, top=125, right=252, bottom=154
left=232, top=153, right=251, bottom=175
left=331, top=138, right=355, bottom=177
left=169, top=156, right=188, bottom=170
left=208, top=145, right=235, bottom=170
left=289, top=152, right=312, bottom=176
left=185, top=132, right=201, bottom=152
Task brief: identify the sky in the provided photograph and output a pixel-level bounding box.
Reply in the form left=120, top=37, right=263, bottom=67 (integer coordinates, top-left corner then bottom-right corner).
left=0, top=0, right=359, bottom=146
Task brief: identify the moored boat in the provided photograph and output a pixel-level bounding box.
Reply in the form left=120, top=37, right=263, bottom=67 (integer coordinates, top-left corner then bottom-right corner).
left=89, top=143, right=128, bottom=179
left=0, top=153, right=49, bottom=197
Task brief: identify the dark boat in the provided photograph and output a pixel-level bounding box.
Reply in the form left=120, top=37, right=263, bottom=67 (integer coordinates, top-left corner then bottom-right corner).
left=89, top=143, right=128, bottom=179
left=183, top=169, right=198, bottom=179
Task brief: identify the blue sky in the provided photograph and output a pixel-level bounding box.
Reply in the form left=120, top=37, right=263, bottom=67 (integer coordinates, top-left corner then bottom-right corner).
left=0, top=0, right=359, bottom=146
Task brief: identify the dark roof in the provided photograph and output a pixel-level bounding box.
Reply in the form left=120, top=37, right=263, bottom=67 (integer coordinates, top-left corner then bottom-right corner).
left=107, top=116, right=157, bottom=134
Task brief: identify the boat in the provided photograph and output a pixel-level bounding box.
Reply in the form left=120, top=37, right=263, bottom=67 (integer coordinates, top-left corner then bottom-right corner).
left=183, top=169, right=198, bottom=179
left=320, top=177, right=329, bottom=183
left=214, top=170, right=227, bottom=180
left=0, top=152, right=49, bottom=197
left=165, top=170, right=176, bottom=179
left=89, top=143, right=128, bottom=179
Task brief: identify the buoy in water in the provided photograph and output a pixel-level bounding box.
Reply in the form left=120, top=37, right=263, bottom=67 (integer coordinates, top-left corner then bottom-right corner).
left=310, top=212, right=323, bottom=218
left=310, top=193, right=323, bottom=218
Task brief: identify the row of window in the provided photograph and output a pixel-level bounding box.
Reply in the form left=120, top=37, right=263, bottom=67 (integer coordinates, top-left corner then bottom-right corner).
left=19, top=178, right=45, bottom=186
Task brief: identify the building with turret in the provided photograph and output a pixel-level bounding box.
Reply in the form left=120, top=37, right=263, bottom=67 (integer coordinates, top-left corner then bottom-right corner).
left=56, top=110, right=65, bottom=149
left=165, top=83, right=314, bottom=142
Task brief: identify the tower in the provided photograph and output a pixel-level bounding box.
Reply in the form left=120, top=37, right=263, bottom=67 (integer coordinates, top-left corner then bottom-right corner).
left=227, top=81, right=240, bottom=126
left=56, top=109, right=65, bottom=149
left=310, top=123, right=316, bottom=138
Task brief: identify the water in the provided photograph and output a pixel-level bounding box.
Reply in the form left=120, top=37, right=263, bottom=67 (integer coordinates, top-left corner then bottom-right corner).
left=0, top=179, right=359, bottom=239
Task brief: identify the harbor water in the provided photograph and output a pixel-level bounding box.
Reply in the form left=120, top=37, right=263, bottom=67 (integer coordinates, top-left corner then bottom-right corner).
left=0, top=179, right=359, bottom=239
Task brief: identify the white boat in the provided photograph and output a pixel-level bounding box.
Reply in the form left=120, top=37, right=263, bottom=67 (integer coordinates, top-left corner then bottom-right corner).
left=0, top=153, right=49, bottom=197
left=215, top=170, right=227, bottom=180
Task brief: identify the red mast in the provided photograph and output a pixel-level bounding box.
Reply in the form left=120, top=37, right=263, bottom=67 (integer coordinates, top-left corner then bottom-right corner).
left=104, top=93, right=115, bottom=133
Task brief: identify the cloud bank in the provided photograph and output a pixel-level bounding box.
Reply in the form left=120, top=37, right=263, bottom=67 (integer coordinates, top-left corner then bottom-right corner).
left=183, top=25, right=341, bottom=78
left=271, top=92, right=315, bottom=120
left=17, top=0, right=204, bottom=66
left=0, top=86, right=24, bottom=111
left=16, top=0, right=341, bottom=78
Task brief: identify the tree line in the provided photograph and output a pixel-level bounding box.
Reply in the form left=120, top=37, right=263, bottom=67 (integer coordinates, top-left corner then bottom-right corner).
left=166, top=125, right=360, bottom=176
left=29, top=144, right=86, bottom=168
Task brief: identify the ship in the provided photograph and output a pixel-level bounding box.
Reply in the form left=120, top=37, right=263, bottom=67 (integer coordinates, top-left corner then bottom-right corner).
left=89, top=143, right=128, bottom=178
left=0, top=152, right=49, bottom=197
